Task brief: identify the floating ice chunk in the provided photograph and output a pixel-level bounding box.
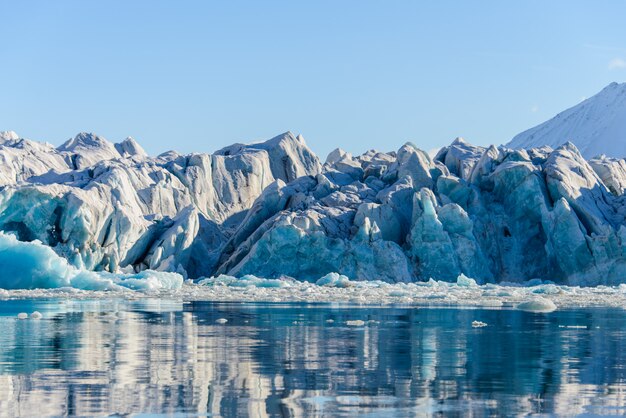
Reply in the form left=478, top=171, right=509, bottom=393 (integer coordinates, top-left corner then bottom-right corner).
left=198, top=274, right=287, bottom=288
left=456, top=274, right=478, bottom=287
left=30, top=311, right=42, bottom=320
left=531, top=284, right=562, bottom=295
left=346, top=320, right=365, bottom=326
left=316, top=272, right=352, bottom=288
left=525, top=279, right=545, bottom=287
left=472, top=320, right=488, bottom=327
left=480, top=299, right=504, bottom=307
left=215, top=318, right=228, bottom=324
left=17, top=313, right=28, bottom=319
left=389, top=290, right=410, bottom=297
left=325, top=319, right=335, bottom=324
left=516, top=297, right=557, bottom=313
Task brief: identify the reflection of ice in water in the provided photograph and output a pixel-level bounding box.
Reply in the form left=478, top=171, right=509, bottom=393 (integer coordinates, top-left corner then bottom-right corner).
left=0, top=301, right=624, bottom=417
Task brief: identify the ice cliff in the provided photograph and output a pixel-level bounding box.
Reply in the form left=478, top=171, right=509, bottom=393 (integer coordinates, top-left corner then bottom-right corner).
left=2, top=128, right=626, bottom=287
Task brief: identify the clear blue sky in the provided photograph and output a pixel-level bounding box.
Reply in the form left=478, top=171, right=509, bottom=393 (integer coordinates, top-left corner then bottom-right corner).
left=1, top=1, right=625, bottom=158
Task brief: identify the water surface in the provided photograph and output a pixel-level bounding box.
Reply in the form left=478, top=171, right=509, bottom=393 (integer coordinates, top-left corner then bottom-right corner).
left=0, top=299, right=624, bottom=417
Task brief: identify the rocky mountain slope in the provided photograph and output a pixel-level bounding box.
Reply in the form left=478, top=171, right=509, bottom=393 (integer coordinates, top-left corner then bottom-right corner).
left=1, top=129, right=626, bottom=286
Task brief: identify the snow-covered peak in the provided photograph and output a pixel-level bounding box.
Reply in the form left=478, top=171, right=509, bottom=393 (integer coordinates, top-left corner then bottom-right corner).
left=507, top=82, right=626, bottom=158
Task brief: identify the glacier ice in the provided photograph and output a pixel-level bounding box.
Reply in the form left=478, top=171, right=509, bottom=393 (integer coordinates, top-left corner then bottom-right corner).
left=2, top=124, right=626, bottom=290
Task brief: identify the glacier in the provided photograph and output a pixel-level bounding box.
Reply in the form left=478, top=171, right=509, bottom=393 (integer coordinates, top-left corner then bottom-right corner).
left=2, top=126, right=626, bottom=291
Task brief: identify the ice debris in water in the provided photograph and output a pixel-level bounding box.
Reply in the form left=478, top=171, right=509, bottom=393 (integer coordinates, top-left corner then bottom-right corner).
left=17, top=313, right=28, bottom=320
left=346, top=320, right=365, bottom=327
left=516, top=297, right=558, bottom=313
left=30, top=311, right=42, bottom=320
left=0, top=267, right=623, bottom=312
left=215, top=318, right=228, bottom=324
left=198, top=274, right=288, bottom=288
left=0, top=232, right=183, bottom=291
left=472, top=320, right=488, bottom=328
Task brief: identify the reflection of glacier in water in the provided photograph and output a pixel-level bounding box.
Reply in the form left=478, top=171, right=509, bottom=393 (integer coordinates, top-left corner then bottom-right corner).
left=0, top=300, right=625, bottom=417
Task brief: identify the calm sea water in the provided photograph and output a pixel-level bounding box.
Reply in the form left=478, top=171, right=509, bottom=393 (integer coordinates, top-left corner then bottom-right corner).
left=0, top=299, right=624, bottom=417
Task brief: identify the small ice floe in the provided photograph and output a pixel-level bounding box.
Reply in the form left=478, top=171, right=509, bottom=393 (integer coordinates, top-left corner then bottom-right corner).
left=346, top=320, right=365, bottom=327
left=516, top=297, right=557, bottom=313
left=472, top=320, right=488, bottom=328
left=30, top=311, right=42, bottom=320
left=215, top=318, right=228, bottom=324
left=325, top=319, right=335, bottom=324
left=17, top=313, right=28, bottom=320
